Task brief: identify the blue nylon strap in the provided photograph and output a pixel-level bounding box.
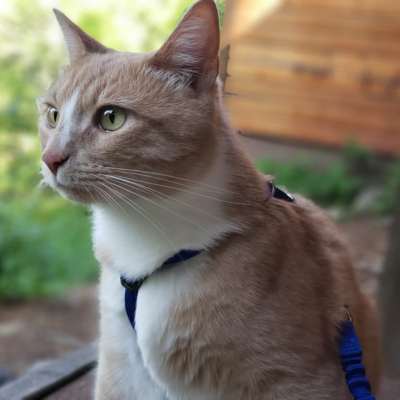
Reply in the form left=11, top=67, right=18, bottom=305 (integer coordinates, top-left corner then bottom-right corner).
left=268, top=182, right=295, bottom=203
left=340, top=319, right=376, bottom=400
left=121, top=249, right=202, bottom=330
left=162, top=249, right=203, bottom=266
left=122, top=278, right=143, bottom=330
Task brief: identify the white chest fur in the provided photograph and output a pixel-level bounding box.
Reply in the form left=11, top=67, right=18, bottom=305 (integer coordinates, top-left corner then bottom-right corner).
left=92, top=172, right=237, bottom=399
left=98, top=251, right=217, bottom=400
left=136, top=255, right=212, bottom=399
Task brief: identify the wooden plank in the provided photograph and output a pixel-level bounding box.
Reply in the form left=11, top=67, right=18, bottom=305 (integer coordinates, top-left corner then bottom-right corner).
left=230, top=43, right=331, bottom=70
left=44, top=370, right=96, bottom=400
left=227, top=51, right=400, bottom=87
left=256, top=21, right=400, bottom=49
left=227, top=94, right=400, bottom=138
left=226, top=73, right=400, bottom=110
left=285, top=0, right=400, bottom=16
left=266, top=28, right=400, bottom=51
left=226, top=46, right=400, bottom=104
left=226, top=97, right=400, bottom=154
left=241, top=35, right=400, bottom=60
left=223, top=0, right=400, bottom=154
left=234, top=5, right=400, bottom=57
left=0, top=344, right=97, bottom=400
left=271, top=11, right=400, bottom=38
left=230, top=40, right=400, bottom=71
left=245, top=26, right=400, bottom=57
left=228, top=43, right=400, bottom=83
left=227, top=70, right=400, bottom=110
left=227, top=91, right=400, bottom=133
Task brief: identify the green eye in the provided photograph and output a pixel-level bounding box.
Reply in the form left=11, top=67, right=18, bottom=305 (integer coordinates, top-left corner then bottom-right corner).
left=99, top=106, right=126, bottom=131
left=47, top=106, right=59, bottom=128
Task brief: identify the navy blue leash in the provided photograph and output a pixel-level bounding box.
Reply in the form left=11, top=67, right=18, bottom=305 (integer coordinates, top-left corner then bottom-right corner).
left=121, top=182, right=376, bottom=399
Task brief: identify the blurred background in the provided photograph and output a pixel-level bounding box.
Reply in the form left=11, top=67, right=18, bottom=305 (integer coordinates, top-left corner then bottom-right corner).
left=0, top=0, right=399, bottom=396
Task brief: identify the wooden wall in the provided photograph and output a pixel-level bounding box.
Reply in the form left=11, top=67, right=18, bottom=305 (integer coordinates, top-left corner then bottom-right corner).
left=224, top=0, right=400, bottom=154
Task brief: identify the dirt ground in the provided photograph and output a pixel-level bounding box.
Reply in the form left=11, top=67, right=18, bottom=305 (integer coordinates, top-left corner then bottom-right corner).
left=0, top=285, right=97, bottom=376
left=0, top=216, right=391, bottom=378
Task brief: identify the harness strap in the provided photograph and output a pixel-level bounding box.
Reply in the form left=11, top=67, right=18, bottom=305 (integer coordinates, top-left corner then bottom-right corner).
left=268, top=181, right=295, bottom=203
left=121, top=249, right=202, bottom=330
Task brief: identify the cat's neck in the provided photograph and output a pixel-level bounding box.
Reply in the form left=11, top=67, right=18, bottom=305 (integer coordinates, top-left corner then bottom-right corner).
left=91, top=125, right=264, bottom=280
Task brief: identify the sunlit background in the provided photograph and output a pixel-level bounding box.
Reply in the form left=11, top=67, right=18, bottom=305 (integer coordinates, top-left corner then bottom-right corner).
left=0, top=0, right=399, bottom=396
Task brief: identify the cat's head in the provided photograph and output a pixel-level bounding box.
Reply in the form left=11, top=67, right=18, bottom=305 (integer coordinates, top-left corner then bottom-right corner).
left=38, top=0, right=221, bottom=204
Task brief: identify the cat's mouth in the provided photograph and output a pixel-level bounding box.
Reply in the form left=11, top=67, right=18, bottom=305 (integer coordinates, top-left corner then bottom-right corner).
left=41, top=162, right=94, bottom=203
left=56, top=175, right=95, bottom=203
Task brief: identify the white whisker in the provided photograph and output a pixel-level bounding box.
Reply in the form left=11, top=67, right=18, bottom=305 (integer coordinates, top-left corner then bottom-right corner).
left=102, top=178, right=214, bottom=236
left=96, top=180, right=177, bottom=250
left=98, top=173, right=251, bottom=207
left=88, top=165, right=235, bottom=195
left=102, top=174, right=228, bottom=224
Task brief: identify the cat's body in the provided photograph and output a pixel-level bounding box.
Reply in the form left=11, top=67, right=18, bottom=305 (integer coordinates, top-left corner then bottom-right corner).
left=93, top=136, right=380, bottom=400
left=38, top=1, right=381, bottom=399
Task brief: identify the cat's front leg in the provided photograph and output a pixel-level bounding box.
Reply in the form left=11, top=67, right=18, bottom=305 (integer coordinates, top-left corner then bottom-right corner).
left=95, top=343, right=134, bottom=400
left=95, top=334, right=167, bottom=400
left=95, top=267, right=167, bottom=400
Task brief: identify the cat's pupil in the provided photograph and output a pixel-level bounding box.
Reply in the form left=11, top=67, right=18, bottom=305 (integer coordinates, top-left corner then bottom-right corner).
left=109, top=111, right=115, bottom=124
left=53, top=110, right=58, bottom=121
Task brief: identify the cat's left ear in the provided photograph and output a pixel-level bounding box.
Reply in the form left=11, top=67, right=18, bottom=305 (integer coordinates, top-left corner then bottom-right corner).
left=150, top=0, right=220, bottom=91
left=53, top=9, right=109, bottom=64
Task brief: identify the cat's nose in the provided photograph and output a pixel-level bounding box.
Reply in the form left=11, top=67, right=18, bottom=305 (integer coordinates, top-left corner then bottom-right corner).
left=42, top=150, right=69, bottom=175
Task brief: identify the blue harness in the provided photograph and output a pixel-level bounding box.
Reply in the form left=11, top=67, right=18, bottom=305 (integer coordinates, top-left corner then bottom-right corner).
left=120, top=183, right=376, bottom=400
left=120, top=249, right=202, bottom=330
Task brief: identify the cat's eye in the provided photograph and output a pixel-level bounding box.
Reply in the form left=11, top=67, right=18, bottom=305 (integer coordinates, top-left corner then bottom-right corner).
left=46, top=106, right=59, bottom=128
left=99, top=106, right=126, bottom=132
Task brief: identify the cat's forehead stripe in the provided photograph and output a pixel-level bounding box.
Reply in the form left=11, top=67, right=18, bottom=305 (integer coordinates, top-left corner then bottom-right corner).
left=51, top=52, right=158, bottom=114
left=59, top=89, right=80, bottom=148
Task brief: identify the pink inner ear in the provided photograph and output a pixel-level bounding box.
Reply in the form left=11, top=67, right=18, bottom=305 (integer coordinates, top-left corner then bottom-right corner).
left=150, top=0, right=220, bottom=88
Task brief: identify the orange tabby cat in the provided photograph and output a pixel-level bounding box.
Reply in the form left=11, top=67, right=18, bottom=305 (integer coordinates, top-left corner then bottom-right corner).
left=38, top=1, right=381, bottom=399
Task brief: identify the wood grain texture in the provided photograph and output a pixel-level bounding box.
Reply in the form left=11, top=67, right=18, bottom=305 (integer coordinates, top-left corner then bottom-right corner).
left=44, top=369, right=96, bottom=400
left=0, top=343, right=97, bottom=400
left=224, top=0, right=400, bottom=154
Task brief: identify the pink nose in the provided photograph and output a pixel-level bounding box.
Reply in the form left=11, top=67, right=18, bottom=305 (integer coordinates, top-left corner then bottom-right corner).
left=42, top=150, right=69, bottom=175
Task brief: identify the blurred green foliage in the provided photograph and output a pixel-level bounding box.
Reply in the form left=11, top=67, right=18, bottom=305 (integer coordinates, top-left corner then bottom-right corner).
left=257, top=143, right=400, bottom=214
left=257, top=158, right=364, bottom=208
left=0, top=0, right=224, bottom=299
left=0, top=197, right=96, bottom=299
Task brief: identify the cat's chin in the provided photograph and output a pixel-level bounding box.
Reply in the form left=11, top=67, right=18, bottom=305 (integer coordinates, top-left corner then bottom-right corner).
left=44, top=175, right=93, bottom=204
left=54, top=182, right=94, bottom=204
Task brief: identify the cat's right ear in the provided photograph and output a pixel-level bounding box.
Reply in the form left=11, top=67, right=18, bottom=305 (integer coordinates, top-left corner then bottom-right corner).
left=149, top=0, right=220, bottom=91
left=53, top=9, right=109, bottom=64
